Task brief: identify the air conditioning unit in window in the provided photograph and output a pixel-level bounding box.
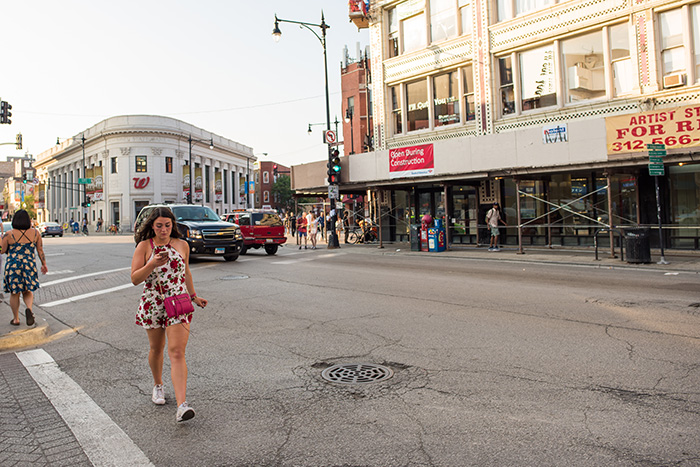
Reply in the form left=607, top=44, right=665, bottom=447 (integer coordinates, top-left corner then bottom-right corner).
left=663, top=72, right=686, bottom=88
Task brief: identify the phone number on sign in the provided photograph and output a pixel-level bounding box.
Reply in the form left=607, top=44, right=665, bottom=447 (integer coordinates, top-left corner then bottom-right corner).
left=611, top=134, right=700, bottom=152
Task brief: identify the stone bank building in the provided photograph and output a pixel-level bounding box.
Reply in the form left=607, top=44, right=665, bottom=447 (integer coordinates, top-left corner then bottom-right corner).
left=293, top=0, right=700, bottom=250
left=33, top=115, right=254, bottom=230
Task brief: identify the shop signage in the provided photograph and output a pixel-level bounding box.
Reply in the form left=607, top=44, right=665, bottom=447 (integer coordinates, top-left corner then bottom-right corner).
left=542, top=123, right=568, bottom=144
left=389, top=143, right=434, bottom=179
left=133, top=177, right=150, bottom=189
left=606, top=104, right=700, bottom=155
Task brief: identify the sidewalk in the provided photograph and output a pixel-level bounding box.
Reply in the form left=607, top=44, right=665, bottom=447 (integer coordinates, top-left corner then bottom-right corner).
left=287, top=230, right=700, bottom=273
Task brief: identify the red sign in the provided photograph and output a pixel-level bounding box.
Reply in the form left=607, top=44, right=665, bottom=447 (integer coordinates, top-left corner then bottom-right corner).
left=389, top=144, right=435, bottom=179
left=133, top=177, right=150, bottom=189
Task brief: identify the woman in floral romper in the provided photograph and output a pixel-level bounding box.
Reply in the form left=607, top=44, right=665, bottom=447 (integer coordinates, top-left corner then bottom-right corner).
left=3, top=209, right=48, bottom=326
left=131, top=207, right=208, bottom=422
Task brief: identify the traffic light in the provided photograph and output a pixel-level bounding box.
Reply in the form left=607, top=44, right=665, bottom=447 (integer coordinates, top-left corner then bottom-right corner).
left=0, top=101, right=12, bottom=124
left=327, top=150, right=341, bottom=184
left=16, top=133, right=22, bottom=150
left=273, top=164, right=278, bottom=176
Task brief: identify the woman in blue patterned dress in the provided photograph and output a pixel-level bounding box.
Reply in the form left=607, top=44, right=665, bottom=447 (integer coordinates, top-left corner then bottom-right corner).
left=131, top=207, right=208, bottom=422
left=2, top=210, right=48, bottom=326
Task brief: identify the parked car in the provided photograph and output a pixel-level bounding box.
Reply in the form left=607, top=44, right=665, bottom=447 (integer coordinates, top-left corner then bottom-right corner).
left=221, top=209, right=286, bottom=255
left=39, top=222, right=64, bottom=237
left=134, top=204, right=243, bottom=261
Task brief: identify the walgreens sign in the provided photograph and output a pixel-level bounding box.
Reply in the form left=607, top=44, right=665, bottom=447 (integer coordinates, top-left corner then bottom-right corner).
left=389, top=143, right=434, bottom=179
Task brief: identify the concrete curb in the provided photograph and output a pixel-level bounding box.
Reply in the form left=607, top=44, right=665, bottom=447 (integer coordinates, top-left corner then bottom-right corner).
left=0, top=317, right=51, bottom=352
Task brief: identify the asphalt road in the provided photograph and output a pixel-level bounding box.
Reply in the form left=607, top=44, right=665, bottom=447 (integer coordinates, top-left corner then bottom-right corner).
left=27, top=235, right=700, bottom=466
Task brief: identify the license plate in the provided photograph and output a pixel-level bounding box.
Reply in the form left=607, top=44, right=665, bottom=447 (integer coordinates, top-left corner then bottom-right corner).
left=266, top=239, right=274, bottom=243
left=215, top=248, right=225, bottom=254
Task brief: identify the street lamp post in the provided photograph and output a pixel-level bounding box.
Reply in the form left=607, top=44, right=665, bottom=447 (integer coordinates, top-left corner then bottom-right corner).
left=308, top=117, right=340, bottom=139
left=81, top=134, right=86, bottom=217
left=187, top=135, right=214, bottom=205
left=273, top=11, right=340, bottom=249
left=344, top=108, right=355, bottom=155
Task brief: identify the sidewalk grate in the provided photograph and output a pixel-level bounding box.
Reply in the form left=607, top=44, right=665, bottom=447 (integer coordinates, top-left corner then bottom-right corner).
left=321, top=363, right=393, bottom=384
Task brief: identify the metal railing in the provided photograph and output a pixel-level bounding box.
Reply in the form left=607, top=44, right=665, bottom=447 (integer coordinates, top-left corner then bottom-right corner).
left=593, top=228, right=624, bottom=262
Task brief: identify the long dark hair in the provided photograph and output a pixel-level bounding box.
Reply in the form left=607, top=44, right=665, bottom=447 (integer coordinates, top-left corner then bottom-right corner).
left=11, top=209, right=32, bottom=230
left=134, top=207, right=181, bottom=244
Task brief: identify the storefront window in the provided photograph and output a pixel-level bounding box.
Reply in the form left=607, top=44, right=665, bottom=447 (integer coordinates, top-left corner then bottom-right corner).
left=669, top=164, right=700, bottom=248
left=406, top=79, right=429, bottom=132
left=391, top=85, right=402, bottom=134
left=393, top=190, right=412, bottom=238
left=459, top=0, right=471, bottom=35
left=497, top=0, right=553, bottom=22
left=692, top=4, right=700, bottom=82
left=462, top=65, right=475, bottom=121
left=388, top=7, right=399, bottom=58
left=430, top=0, right=456, bottom=43
left=419, top=192, right=431, bottom=218
left=660, top=9, right=685, bottom=75
left=497, top=0, right=513, bottom=22
left=499, top=56, right=515, bottom=115
left=433, top=71, right=460, bottom=126
left=520, top=45, right=556, bottom=110
left=562, top=31, right=605, bottom=103
left=403, top=13, right=427, bottom=52
left=135, top=155, right=147, bottom=173
left=516, top=0, right=554, bottom=16
left=610, top=23, right=633, bottom=95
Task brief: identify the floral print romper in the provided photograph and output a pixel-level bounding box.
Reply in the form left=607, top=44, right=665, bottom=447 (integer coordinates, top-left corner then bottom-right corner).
left=3, top=230, right=40, bottom=294
left=135, top=239, right=192, bottom=329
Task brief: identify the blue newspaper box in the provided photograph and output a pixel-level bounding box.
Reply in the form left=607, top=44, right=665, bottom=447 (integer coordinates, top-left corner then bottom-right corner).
left=428, top=227, right=446, bottom=252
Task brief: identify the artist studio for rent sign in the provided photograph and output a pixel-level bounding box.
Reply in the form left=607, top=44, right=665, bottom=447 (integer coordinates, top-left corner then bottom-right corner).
left=605, top=104, right=700, bottom=155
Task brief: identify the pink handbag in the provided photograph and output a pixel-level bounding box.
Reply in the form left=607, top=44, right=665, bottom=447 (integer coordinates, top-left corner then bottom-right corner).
left=154, top=248, right=194, bottom=319
left=164, top=293, right=194, bottom=319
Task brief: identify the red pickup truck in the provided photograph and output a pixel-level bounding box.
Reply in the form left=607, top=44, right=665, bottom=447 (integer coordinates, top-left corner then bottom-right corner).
left=221, top=209, right=286, bottom=255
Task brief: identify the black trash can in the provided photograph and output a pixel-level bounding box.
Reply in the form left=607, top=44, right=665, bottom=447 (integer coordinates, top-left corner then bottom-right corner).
left=410, top=224, right=421, bottom=251
left=625, top=228, right=651, bottom=264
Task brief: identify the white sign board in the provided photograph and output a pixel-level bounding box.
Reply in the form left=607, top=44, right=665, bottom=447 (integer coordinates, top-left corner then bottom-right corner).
left=328, top=185, right=339, bottom=199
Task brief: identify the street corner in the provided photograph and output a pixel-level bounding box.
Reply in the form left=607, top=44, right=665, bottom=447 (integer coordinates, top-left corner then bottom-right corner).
left=0, top=315, right=51, bottom=352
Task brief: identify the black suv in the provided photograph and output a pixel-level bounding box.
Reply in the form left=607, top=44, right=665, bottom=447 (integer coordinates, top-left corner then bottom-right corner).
left=134, top=204, right=243, bottom=261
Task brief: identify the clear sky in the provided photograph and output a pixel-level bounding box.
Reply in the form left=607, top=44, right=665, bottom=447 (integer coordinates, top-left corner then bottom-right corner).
left=0, top=1, right=369, bottom=166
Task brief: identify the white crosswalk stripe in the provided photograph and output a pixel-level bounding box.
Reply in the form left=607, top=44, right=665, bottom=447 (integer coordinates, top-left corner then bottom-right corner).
left=17, top=349, right=154, bottom=467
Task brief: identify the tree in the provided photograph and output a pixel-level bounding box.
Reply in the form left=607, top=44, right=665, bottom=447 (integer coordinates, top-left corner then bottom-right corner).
left=271, top=174, right=293, bottom=210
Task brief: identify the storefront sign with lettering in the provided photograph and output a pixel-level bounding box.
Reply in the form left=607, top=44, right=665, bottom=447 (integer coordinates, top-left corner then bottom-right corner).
left=389, top=143, right=434, bottom=179
left=606, top=104, right=700, bottom=154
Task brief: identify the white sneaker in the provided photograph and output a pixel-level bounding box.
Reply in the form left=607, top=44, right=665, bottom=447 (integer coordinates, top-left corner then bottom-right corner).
left=152, top=384, right=165, bottom=405
left=176, top=402, right=195, bottom=422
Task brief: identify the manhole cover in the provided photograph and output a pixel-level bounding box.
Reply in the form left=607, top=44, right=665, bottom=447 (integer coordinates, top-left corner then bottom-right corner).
left=321, top=363, right=394, bottom=384
left=220, top=274, right=249, bottom=280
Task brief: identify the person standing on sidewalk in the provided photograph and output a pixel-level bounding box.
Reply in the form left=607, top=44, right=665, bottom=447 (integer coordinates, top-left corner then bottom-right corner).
left=131, top=207, right=208, bottom=422
left=2, top=209, right=47, bottom=326
left=486, top=202, right=507, bottom=251
left=317, top=212, right=325, bottom=241
left=297, top=212, right=308, bottom=249
left=342, top=211, right=350, bottom=244
left=307, top=212, right=318, bottom=249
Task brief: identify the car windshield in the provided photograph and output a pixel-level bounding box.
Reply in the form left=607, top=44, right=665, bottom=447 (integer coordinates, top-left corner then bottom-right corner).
left=171, top=206, right=221, bottom=222
left=252, top=213, right=282, bottom=227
